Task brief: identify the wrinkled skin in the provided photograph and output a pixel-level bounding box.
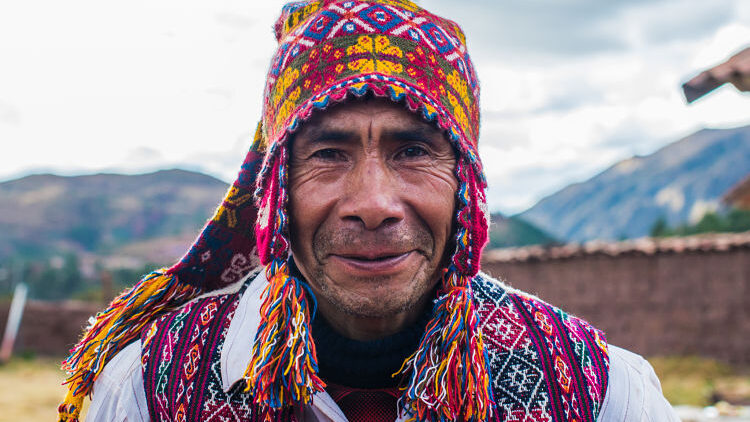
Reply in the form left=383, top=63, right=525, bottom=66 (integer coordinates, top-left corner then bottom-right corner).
left=288, top=98, right=457, bottom=341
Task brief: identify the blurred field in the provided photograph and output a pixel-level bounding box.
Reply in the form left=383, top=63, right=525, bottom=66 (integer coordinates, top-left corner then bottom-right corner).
left=0, top=355, right=749, bottom=421
left=0, top=357, right=86, bottom=422
left=651, top=356, right=750, bottom=407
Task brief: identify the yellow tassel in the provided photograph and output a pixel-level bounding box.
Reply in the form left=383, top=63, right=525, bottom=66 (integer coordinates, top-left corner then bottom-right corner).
left=57, top=388, right=84, bottom=422
left=252, top=121, right=268, bottom=152
left=59, top=271, right=201, bottom=421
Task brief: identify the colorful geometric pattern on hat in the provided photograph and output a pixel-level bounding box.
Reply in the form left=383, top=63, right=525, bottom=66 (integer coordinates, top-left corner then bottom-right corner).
left=255, top=0, right=487, bottom=270
left=264, top=0, right=480, bottom=150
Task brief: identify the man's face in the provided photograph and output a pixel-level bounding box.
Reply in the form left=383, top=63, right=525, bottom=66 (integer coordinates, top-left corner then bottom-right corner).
left=288, top=98, right=457, bottom=322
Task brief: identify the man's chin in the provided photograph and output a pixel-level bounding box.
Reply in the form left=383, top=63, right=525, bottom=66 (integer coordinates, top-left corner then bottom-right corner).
left=326, top=296, right=416, bottom=321
left=315, top=273, right=436, bottom=319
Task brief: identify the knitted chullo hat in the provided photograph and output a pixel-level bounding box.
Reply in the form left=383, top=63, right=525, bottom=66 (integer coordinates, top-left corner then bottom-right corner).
left=59, top=0, right=490, bottom=420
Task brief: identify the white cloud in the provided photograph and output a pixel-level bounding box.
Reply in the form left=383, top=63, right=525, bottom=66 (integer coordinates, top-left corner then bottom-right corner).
left=0, top=101, right=21, bottom=126
left=655, top=186, right=686, bottom=213
left=0, top=0, right=287, bottom=179
left=1, top=0, right=748, bottom=217
left=689, top=200, right=719, bottom=223
left=472, top=0, right=750, bottom=213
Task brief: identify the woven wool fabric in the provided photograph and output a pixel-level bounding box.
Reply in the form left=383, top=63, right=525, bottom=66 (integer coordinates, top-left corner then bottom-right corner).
left=140, top=272, right=610, bottom=421
left=141, top=276, right=297, bottom=421
left=472, top=274, right=609, bottom=421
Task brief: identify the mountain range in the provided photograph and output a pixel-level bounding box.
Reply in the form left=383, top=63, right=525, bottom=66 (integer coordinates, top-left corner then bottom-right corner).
left=0, top=169, right=228, bottom=263
left=488, top=214, right=557, bottom=248
left=520, top=124, right=750, bottom=242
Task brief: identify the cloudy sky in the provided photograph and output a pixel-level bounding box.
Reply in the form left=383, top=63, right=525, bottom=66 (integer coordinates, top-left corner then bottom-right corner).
left=1, top=0, right=748, bottom=214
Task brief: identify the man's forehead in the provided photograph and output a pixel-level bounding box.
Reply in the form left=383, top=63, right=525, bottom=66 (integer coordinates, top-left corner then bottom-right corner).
left=292, top=98, right=447, bottom=143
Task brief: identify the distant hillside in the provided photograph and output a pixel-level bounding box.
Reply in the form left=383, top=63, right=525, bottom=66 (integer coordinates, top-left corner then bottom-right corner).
left=0, top=169, right=229, bottom=261
left=520, top=125, right=750, bottom=242
left=488, top=214, right=557, bottom=249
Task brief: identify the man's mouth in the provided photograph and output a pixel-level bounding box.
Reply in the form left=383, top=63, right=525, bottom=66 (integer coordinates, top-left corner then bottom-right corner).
left=329, top=251, right=415, bottom=274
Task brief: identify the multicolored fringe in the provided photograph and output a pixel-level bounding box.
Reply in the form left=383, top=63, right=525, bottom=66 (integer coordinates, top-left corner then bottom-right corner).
left=395, top=268, right=494, bottom=422
left=57, top=395, right=83, bottom=422
left=58, top=271, right=202, bottom=421
left=245, top=260, right=325, bottom=414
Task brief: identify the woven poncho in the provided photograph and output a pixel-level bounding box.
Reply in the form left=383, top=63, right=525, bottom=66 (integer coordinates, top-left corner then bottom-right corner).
left=59, top=1, right=491, bottom=420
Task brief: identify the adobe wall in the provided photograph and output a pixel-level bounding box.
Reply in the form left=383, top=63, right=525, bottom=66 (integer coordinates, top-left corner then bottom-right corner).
left=482, top=249, right=750, bottom=367
left=0, top=301, right=97, bottom=357
left=2, top=248, right=749, bottom=366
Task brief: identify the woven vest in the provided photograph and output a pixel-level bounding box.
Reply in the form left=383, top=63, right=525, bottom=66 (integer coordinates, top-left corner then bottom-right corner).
left=141, top=273, right=609, bottom=421
left=141, top=278, right=297, bottom=421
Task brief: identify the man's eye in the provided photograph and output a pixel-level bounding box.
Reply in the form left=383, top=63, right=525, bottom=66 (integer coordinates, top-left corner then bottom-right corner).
left=397, top=146, right=429, bottom=159
left=311, top=148, right=345, bottom=161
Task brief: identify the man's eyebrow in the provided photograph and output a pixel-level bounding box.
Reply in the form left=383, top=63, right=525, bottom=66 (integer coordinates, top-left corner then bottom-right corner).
left=296, top=123, right=445, bottom=146
left=383, top=125, right=444, bottom=144
left=301, top=127, right=358, bottom=144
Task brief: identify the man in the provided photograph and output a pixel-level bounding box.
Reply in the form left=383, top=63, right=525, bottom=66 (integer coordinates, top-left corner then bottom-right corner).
left=59, top=0, right=680, bottom=421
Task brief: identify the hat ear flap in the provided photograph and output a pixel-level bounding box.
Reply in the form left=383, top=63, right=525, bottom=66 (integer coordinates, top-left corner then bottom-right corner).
left=467, top=162, right=489, bottom=275
left=245, top=260, right=325, bottom=415
left=451, top=156, right=488, bottom=276
left=395, top=269, right=494, bottom=421
left=255, top=139, right=291, bottom=266
left=255, top=154, right=282, bottom=265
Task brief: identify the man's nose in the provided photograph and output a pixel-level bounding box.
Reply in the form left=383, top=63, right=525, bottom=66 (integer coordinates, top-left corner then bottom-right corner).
left=338, top=157, right=405, bottom=230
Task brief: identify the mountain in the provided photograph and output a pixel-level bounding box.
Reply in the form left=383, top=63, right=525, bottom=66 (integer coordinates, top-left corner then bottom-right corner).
left=520, top=125, right=750, bottom=242
left=488, top=214, right=557, bottom=249
left=0, top=169, right=229, bottom=261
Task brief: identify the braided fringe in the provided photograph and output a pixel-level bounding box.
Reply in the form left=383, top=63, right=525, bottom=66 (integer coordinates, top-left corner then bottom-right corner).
left=395, top=269, right=494, bottom=422
left=245, top=260, right=325, bottom=416
left=58, top=271, right=201, bottom=421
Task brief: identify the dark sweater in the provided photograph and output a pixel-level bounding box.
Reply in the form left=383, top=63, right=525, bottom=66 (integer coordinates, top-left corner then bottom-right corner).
left=311, top=304, right=432, bottom=389
left=311, top=303, right=432, bottom=421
